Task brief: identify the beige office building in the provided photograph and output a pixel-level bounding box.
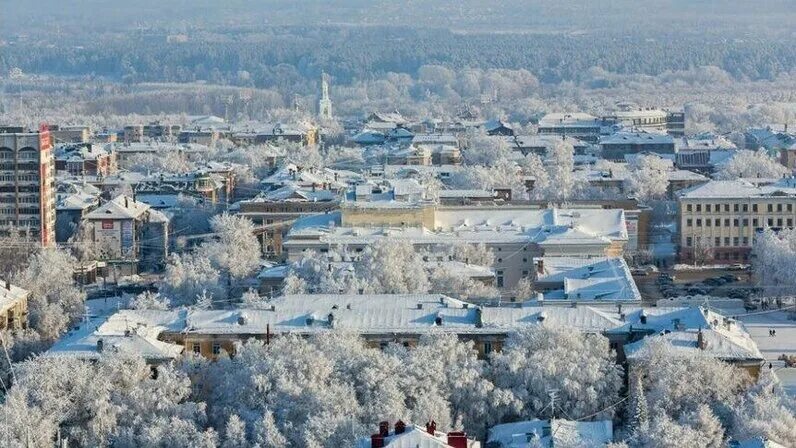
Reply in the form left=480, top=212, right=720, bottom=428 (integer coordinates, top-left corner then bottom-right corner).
left=678, top=179, right=796, bottom=263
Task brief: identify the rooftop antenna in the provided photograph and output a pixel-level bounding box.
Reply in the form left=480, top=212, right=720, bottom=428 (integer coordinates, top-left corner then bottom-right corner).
left=548, top=389, right=559, bottom=419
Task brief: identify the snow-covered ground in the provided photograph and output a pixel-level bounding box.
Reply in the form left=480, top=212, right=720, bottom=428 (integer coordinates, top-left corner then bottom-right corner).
left=734, top=308, right=796, bottom=396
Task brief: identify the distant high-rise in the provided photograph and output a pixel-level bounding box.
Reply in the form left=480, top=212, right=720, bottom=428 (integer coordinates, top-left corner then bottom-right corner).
left=319, top=72, right=333, bottom=121
left=0, top=126, right=56, bottom=246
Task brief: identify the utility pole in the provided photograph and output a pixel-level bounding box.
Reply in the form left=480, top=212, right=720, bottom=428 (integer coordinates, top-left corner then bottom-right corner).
left=548, top=388, right=559, bottom=420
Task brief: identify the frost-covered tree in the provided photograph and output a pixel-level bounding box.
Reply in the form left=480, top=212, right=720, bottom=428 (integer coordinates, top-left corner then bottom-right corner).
left=447, top=242, right=495, bottom=266
left=358, top=240, right=429, bottom=294
left=752, top=228, right=796, bottom=296
left=632, top=406, right=725, bottom=448
left=715, top=149, right=789, bottom=180
left=730, top=378, right=796, bottom=447
left=489, top=326, right=622, bottom=421
left=13, top=248, right=86, bottom=342
left=160, top=252, right=224, bottom=305
left=626, top=155, right=670, bottom=202
left=428, top=266, right=500, bottom=302
left=128, top=291, right=170, bottom=310
left=0, top=354, right=214, bottom=447
left=630, top=338, right=748, bottom=421
left=201, top=214, right=261, bottom=281
left=461, top=130, right=512, bottom=166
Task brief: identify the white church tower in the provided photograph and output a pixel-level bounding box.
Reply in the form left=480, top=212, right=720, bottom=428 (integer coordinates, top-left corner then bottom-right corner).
left=319, top=72, right=333, bottom=121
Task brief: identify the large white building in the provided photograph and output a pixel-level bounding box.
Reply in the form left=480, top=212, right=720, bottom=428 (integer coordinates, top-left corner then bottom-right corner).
left=283, top=203, right=629, bottom=290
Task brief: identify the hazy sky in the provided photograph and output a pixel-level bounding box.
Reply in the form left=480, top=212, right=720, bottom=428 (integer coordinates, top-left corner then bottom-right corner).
left=3, top=0, right=796, bottom=35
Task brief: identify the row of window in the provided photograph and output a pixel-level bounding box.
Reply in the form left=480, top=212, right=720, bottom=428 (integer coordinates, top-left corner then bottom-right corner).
left=685, top=236, right=749, bottom=247
left=685, top=202, right=795, bottom=213
left=686, top=217, right=794, bottom=228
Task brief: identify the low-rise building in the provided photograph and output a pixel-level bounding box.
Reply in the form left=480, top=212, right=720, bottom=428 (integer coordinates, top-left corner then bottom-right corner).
left=532, top=256, right=641, bottom=302
left=359, top=421, right=480, bottom=448
left=284, top=204, right=629, bottom=290
left=677, top=179, right=796, bottom=263
left=54, top=143, right=117, bottom=177
left=83, top=195, right=170, bottom=275
left=488, top=419, right=613, bottom=448
left=599, top=132, right=675, bottom=161
left=537, top=113, right=603, bottom=143
left=0, top=280, right=28, bottom=330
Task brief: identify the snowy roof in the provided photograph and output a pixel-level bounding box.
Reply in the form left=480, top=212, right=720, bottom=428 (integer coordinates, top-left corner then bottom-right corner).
left=0, top=281, right=28, bottom=311
left=481, top=305, right=624, bottom=333
left=286, top=208, right=626, bottom=248
left=355, top=424, right=478, bottom=448
left=731, top=437, right=789, bottom=448
left=412, top=134, right=459, bottom=146
left=183, top=294, right=480, bottom=335
left=257, top=264, right=289, bottom=280
left=45, top=310, right=184, bottom=362
left=136, top=194, right=180, bottom=209
left=677, top=179, right=796, bottom=199
left=599, top=132, right=674, bottom=145
left=84, top=195, right=150, bottom=220
left=512, top=135, right=588, bottom=149
left=487, top=419, right=612, bottom=448
left=624, top=328, right=764, bottom=362
left=535, top=257, right=641, bottom=302
left=437, top=189, right=495, bottom=199
left=260, top=185, right=339, bottom=202
left=538, top=113, right=600, bottom=127
left=56, top=191, right=100, bottom=211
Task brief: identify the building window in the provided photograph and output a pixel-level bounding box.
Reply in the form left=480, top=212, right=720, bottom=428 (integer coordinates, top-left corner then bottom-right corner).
left=768, top=218, right=774, bottom=227
left=788, top=204, right=793, bottom=212
left=496, top=270, right=504, bottom=288
left=696, top=219, right=702, bottom=226
left=733, top=219, right=739, bottom=227
left=212, top=343, right=221, bottom=355
left=497, top=258, right=503, bottom=263
left=788, top=219, right=793, bottom=227
left=687, top=204, right=693, bottom=212
left=522, top=270, right=529, bottom=277
left=753, top=204, right=758, bottom=212
left=696, top=204, right=702, bottom=212
left=753, top=218, right=759, bottom=227
left=768, top=204, right=774, bottom=212
left=192, top=343, right=201, bottom=354
left=777, top=218, right=783, bottom=227
left=724, top=219, right=730, bottom=227
left=706, top=219, right=711, bottom=227
left=733, top=237, right=739, bottom=246
left=724, top=237, right=730, bottom=246
left=734, top=204, right=739, bottom=212
left=777, top=204, right=783, bottom=212
left=686, top=237, right=693, bottom=247
left=715, top=219, right=720, bottom=227
left=686, top=219, right=693, bottom=227
left=743, top=218, right=749, bottom=226
left=743, top=204, right=748, bottom=212
left=706, top=204, right=711, bottom=212
left=484, top=342, right=493, bottom=355
left=715, top=237, right=721, bottom=246
left=743, top=237, right=749, bottom=245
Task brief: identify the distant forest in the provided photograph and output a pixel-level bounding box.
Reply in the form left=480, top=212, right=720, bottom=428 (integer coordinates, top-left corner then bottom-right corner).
left=2, top=26, right=796, bottom=92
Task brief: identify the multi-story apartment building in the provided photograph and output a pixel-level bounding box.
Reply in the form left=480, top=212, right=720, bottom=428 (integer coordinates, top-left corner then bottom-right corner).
left=598, top=132, right=675, bottom=161
left=0, top=280, right=29, bottom=331
left=537, top=113, right=603, bottom=143
left=0, top=126, right=56, bottom=246
left=677, top=179, right=796, bottom=263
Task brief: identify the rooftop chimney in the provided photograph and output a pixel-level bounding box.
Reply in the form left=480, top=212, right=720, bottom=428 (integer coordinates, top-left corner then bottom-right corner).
left=394, top=420, right=406, bottom=434
left=426, top=421, right=437, bottom=435
left=4, top=279, right=9, bottom=290
left=697, top=328, right=707, bottom=350
left=370, top=434, right=385, bottom=448
left=124, top=197, right=129, bottom=208
left=447, top=432, right=468, bottom=448
left=640, top=310, right=648, bottom=325
left=378, top=421, right=390, bottom=437
left=96, top=339, right=104, bottom=352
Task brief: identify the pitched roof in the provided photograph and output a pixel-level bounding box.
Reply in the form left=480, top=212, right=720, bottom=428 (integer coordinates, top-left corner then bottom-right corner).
left=84, top=195, right=150, bottom=220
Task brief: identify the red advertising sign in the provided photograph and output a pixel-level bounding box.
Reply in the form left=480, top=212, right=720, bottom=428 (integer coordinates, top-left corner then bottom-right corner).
left=102, top=220, right=114, bottom=230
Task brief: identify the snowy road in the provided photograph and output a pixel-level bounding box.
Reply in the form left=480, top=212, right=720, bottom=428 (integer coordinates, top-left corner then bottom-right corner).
left=735, top=309, right=796, bottom=396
